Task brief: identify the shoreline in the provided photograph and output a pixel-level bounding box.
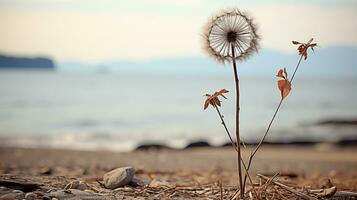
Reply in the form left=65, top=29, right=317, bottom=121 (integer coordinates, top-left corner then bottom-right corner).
left=1, top=137, right=356, bottom=153
left=1, top=145, right=356, bottom=176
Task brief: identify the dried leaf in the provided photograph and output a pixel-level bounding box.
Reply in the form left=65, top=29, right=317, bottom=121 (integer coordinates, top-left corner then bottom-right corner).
left=214, top=89, right=229, bottom=99
left=276, top=68, right=291, bottom=99
left=276, top=69, right=285, bottom=78
left=293, top=38, right=317, bottom=60
left=214, top=98, right=221, bottom=107
left=204, top=96, right=210, bottom=110
left=310, top=43, right=317, bottom=52
left=276, top=68, right=288, bottom=79
left=203, top=89, right=229, bottom=110
left=277, top=79, right=291, bottom=99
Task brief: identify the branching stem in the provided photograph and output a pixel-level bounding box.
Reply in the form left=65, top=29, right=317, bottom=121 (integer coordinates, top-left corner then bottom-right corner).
left=214, top=106, right=235, bottom=149
left=242, top=54, right=304, bottom=189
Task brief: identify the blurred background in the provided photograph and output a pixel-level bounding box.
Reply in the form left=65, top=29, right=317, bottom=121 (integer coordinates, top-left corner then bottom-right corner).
left=0, top=0, right=356, bottom=151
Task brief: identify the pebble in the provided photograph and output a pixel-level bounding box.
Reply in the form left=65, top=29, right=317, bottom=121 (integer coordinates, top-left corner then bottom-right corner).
left=0, top=187, right=25, bottom=200
left=0, top=187, right=11, bottom=196
left=0, top=190, right=25, bottom=200
left=103, top=167, right=135, bottom=189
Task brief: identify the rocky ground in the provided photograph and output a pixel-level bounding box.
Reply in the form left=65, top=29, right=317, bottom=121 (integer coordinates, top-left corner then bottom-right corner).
left=0, top=146, right=356, bottom=199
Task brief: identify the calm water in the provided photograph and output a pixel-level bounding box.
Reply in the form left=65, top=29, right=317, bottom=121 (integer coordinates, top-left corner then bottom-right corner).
left=0, top=70, right=356, bottom=151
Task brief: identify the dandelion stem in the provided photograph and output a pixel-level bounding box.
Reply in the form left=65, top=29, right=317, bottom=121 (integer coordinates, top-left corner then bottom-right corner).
left=231, top=44, right=244, bottom=199
left=242, top=54, right=305, bottom=189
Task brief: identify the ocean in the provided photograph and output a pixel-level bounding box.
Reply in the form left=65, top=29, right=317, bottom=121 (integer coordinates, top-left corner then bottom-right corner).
left=0, top=70, right=356, bottom=151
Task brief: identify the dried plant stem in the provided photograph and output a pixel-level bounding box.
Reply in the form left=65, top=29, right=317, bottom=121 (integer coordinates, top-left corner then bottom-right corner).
left=243, top=54, right=304, bottom=190
left=214, top=105, right=258, bottom=199
left=290, top=55, right=303, bottom=83
left=231, top=45, right=243, bottom=199
left=214, top=106, right=235, bottom=149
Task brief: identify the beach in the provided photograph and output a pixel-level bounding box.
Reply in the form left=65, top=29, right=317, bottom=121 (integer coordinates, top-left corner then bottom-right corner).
left=1, top=145, right=356, bottom=199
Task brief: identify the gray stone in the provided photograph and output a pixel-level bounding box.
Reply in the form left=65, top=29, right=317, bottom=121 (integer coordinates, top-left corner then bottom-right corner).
left=0, top=187, right=12, bottom=196
left=0, top=190, right=25, bottom=200
left=103, top=167, right=135, bottom=189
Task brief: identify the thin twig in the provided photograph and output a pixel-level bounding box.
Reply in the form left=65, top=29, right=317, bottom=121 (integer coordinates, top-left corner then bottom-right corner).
left=230, top=189, right=240, bottom=200
left=290, top=55, right=303, bottom=83
left=258, top=174, right=317, bottom=200
left=214, top=105, right=236, bottom=149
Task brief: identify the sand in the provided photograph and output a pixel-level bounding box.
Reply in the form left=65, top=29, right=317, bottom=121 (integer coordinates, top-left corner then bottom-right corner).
left=0, top=145, right=356, bottom=199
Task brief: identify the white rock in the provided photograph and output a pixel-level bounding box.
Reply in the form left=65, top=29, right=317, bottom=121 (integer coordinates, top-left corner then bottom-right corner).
left=103, top=167, right=135, bottom=189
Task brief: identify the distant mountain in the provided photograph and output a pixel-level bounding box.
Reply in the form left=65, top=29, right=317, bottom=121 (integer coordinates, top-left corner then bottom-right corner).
left=59, top=46, right=357, bottom=76
left=0, top=54, right=55, bottom=70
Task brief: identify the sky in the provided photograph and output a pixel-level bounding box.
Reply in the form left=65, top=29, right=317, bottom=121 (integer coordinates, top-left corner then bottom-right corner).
left=0, top=0, right=356, bottom=62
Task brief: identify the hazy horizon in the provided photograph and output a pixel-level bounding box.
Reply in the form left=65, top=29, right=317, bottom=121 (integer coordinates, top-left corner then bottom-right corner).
left=0, top=0, right=356, bottom=63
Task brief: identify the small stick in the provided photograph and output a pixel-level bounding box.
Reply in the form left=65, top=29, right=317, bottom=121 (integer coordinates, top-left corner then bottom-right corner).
left=257, top=174, right=317, bottom=200
left=230, top=189, right=240, bottom=200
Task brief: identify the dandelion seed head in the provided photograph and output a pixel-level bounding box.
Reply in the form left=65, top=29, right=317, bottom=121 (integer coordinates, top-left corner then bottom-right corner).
left=203, top=8, right=260, bottom=63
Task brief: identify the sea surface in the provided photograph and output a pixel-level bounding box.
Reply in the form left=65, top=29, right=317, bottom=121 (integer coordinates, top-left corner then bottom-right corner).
left=0, top=70, right=356, bottom=151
